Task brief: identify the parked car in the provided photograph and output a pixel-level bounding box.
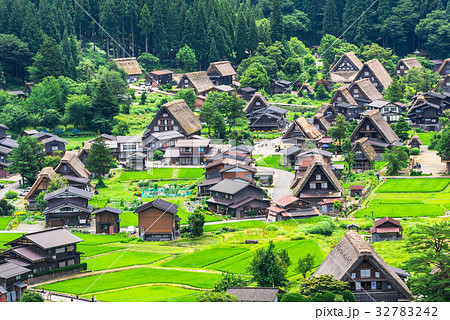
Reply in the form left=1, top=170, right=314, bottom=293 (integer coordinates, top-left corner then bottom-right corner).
left=127, top=226, right=136, bottom=234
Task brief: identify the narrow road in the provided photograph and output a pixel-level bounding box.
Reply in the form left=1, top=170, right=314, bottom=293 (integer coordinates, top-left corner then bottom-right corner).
left=415, top=146, right=446, bottom=176
left=0, top=175, right=21, bottom=199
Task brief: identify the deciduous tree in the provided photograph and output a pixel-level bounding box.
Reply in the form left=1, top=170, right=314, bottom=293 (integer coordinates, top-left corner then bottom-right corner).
left=8, top=136, right=45, bottom=186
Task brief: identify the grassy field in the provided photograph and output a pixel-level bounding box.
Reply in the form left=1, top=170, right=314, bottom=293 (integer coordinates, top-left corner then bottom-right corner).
left=44, top=268, right=222, bottom=294
left=203, top=220, right=266, bottom=232
left=117, top=168, right=204, bottom=182
left=0, top=233, right=22, bottom=246
left=0, top=216, right=13, bottom=230
left=162, top=247, right=248, bottom=269
left=120, top=211, right=138, bottom=227
left=65, top=134, right=96, bottom=150
left=416, top=132, right=434, bottom=146
left=85, top=251, right=170, bottom=271
left=77, top=244, right=124, bottom=257
left=355, top=202, right=444, bottom=218
left=377, top=179, right=450, bottom=193
left=93, top=285, right=200, bottom=302
left=255, top=154, right=291, bottom=171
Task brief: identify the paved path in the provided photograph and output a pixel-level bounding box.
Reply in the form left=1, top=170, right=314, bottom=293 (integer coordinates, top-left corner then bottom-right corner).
left=415, top=146, right=446, bottom=176
left=253, top=138, right=281, bottom=157
left=0, top=175, right=21, bottom=199
left=271, top=168, right=295, bottom=200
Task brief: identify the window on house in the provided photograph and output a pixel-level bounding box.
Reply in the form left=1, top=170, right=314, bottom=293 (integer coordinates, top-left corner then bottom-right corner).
left=364, top=72, right=369, bottom=76
left=365, top=125, right=370, bottom=130
left=67, top=259, right=75, bottom=266
left=337, top=97, right=342, bottom=102
left=354, top=94, right=360, bottom=98
left=184, top=79, right=188, bottom=83
left=360, top=269, right=371, bottom=278
left=55, top=247, right=66, bottom=254
left=163, top=113, right=168, bottom=117
left=245, top=174, right=252, bottom=179
left=16, top=275, right=21, bottom=280
left=256, top=102, right=260, bottom=106
left=356, top=282, right=361, bottom=290
left=404, top=70, right=408, bottom=74
left=354, top=88, right=359, bottom=93
left=52, top=145, right=58, bottom=151
left=397, top=70, right=400, bottom=74
left=351, top=273, right=356, bottom=279
left=321, top=182, right=328, bottom=189
left=58, top=261, right=66, bottom=268
left=316, top=174, right=321, bottom=180
left=174, top=126, right=178, bottom=130
left=199, top=147, right=205, bottom=152
left=310, top=182, right=316, bottom=189
left=373, top=82, right=378, bottom=87
left=375, top=272, right=380, bottom=278
left=63, top=164, right=68, bottom=171
left=400, top=65, right=404, bottom=69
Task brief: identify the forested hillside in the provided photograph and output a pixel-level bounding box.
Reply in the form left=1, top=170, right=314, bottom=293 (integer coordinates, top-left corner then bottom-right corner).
left=0, top=0, right=449, bottom=84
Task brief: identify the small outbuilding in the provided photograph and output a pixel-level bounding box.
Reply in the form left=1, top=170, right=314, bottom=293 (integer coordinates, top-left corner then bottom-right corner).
left=407, top=136, right=423, bottom=150
left=349, top=185, right=364, bottom=197
left=94, top=207, right=123, bottom=234
left=370, top=217, right=403, bottom=242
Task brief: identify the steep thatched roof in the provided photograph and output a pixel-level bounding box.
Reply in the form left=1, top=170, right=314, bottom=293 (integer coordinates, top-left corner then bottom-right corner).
left=407, top=135, right=423, bottom=147
left=162, top=100, right=202, bottom=136
left=350, top=78, right=383, bottom=102
left=111, top=57, right=142, bottom=76
left=207, top=61, right=236, bottom=77
left=299, top=83, right=315, bottom=94
left=24, top=167, right=56, bottom=200
left=292, top=155, right=344, bottom=196
left=313, top=230, right=413, bottom=301
left=396, top=57, right=422, bottom=70
left=244, top=92, right=270, bottom=113
left=178, top=71, right=215, bottom=94
left=432, top=74, right=450, bottom=92
left=330, top=52, right=363, bottom=83
left=357, top=59, right=392, bottom=89
left=55, top=151, right=91, bottom=179
left=313, top=113, right=331, bottom=132
left=331, top=87, right=358, bottom=105
left=350, top=110, right=400, bottom=145
left=437, top=58, right=450, bottom=75
left=352, top=137, right=377, bottom=161
left=296, top=117, right=322, bottom=140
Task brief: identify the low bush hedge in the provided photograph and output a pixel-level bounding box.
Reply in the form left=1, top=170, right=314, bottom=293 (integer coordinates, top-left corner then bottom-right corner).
left=5, top=191, right=18, bottom=199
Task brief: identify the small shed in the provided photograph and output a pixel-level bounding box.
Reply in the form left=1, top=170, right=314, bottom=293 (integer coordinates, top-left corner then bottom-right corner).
left=111, top=57, right=142, bottom=83
left=370, top=216, right=403, bottom=242
left=349, top=185, right=364, bottom=197
left=93, top=207, right=122, bottom=234
left=407, top=136, right=423, bottom=150
left=346, top=223, right=360, bottom=231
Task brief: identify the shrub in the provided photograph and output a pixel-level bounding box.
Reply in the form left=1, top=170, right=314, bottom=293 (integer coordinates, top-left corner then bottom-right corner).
left=410, top=147, right=420, bottom=155
left=132, top=191, right=141, bottom=197
left=342, top=290, right=356, bottom=302
left=21, top=290, right=44, bottom=302
left=119, top=237, right=143, bottom=243
left=306, top=220, right=335, bottom=236
left=266, top=225, right=279, bottom=231
left=5, top=191, right=18, bottom=199
left=280, top=292, right=310, bottom=302
left=410, top=169, right=423, bottom=176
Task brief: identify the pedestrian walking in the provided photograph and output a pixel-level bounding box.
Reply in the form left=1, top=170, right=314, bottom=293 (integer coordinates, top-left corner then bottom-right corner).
left=70, top=296, right=74, bottom=302
left=91, top=295, right=95, bottom=302
left=49, top=292, right=52, bottom=300
left=41, top=287, right=44, bottom=293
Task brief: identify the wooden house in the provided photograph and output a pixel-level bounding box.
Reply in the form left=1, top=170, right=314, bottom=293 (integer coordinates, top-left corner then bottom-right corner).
left=177, top=71, right=215, bottom=95
left=350, top=185, right=364, bottom=197
left=229, top=145, right=254, bottom=157
left=329, top=52, right=363, bottom=84
left=0, top=260, right=31, bottom=302
left=270, top=80, right=292, bottom=95
left=226, top=287, right=284, bottom=302
left=370, top=217, right=403, bottom=242
left=111, top=57, right=142, bottom=83
left=349, top=110, right=402, bottom=153
left=437, top=58, right=450, bottom=76
left=281, top=145, right=302, bottom=167
left=146, top=70, right=174, bottom=86
left=282, top=116, right=322, bottom=145
left=0, top=145, right=12, bottom=178
left=395, top=57, right=422, bottom=76
left=21, top=129, right=39, bottom=137
left=430, top=59, right=443, bottom=72
left=237, top=87, right=257, bottom=101
left=244, top=92, right=288, bottom=131
left=330, top=88, right=365, bottom=121
left=348, top=79, right=383, bottom=107
left=55, top=151, right=90, bottom=190
left=407, top=92, right=448, bottom=131
left=407, top=136, right=423, bottom=149
left=291, top=156, right=344, bottom=213
left=0, top=228, right=83, bottom=277
left=43, top=186, right=93, bottom=227
left=115, top=135, right=146, bottom=170
left=211, top=150, right=253, bottom=165
left=352, top=137, right=377, bottom=171
left=367, top=100, right=403, bottom=124
left=143, top=100, right=202, bottom=140
left=31, top=131, right=67, bottom=156
left=135, top=199, right=181, bottom=241
left=294, top=149, right=333, bottom=177
left=354, top=59, right=392, bottom=93
left=433, top=74, right=450, bottom=94
left=266, top=195, right=319, bottom=222
left=298, top=83, right=315, bottom=97
left=313, top=230, right=413, bottom=302
left=313, top=113, right=331, bottom=134
left=24, top=167, right=56, bottom=211
left=317, top=103, right=338, bottom=124
left=93, top=207, right=122, bottom=234
left=207, top=61, right=236, bottom=85
left=142, top=130, right=183, bottom=153
left=207, top=179, right=270, bottom=219
left=212, top=84, right=234, bottom=95
left=163, top=136, right=218, bottom=165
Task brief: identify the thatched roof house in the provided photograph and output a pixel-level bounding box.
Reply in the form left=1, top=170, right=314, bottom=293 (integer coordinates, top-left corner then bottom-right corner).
left=437, top=58, right=450, bottom=76
left=177, top=71, right=215, bottom=95
left=282, top=116, right=322, bottom=144
left=329, top=52, right=363, bottom=83
left=354, top=59, right=392, bottom=92
left=112, top=58, right=142, bottom=76
left=395, top=57, right=422, bottom=76
left=348, top=78, right=383, bottom=106
left=313, top=230, right=413, bottom=302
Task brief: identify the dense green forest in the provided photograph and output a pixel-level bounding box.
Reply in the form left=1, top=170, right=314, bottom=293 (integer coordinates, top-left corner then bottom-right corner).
left=0, top=0, right=449, bottom=84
